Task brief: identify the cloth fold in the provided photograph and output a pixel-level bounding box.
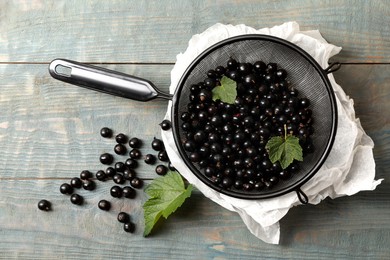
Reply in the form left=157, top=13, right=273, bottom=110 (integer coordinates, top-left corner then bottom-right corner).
left=161, top=22, right=382, bottom=244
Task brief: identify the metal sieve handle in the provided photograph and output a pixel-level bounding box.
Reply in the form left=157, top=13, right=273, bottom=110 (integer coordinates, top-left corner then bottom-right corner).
left=49, top=59, right=172, bottom=101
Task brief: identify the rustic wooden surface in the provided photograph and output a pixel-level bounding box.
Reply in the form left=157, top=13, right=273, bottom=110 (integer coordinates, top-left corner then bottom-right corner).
left=0, top=1, right=389, bottom=259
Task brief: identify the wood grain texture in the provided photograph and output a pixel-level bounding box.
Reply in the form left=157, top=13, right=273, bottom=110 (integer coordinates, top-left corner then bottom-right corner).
left=0, top=180, right=389, bottom=259
left=1, top=1, right=389, bottom=259
left=1, top=0, right=390, bottom=63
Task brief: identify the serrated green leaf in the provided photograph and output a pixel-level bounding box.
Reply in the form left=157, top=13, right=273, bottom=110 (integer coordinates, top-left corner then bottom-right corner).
left=212, top=76, right=237, bottom=104
left=143, top=171, right=193, bottom=237
left=266, top=127, right=303, bottom=169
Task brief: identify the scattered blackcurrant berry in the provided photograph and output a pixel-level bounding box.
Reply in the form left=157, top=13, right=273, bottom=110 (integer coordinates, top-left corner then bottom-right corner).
left=144, top=154, right=156, bottom=165
left=100, top=127, right=112, bottom=138
left=60, top=183, right=73, bottom=195
left=115, top=162, right=126, bottom=173
left=100, top=153, right=113, bottom=165
left=110, top=185, right=123, bottom=198
left=155, top=164, right=168, bottom=176
left=123, top=168, right=136, bottom=181
left=129, top=149, right=141, bottom=159
left=159, top=120, right=171, bottom=130
left=80, top=170, right=92, bottom=180
left=113, top=173, right=125, bottom=184
left=122, top=186, right=136, bottom=199
left=125, top=158, right=138, bottom=169
left=70, top=177, right=82, bottom=189
left=123, top=222, right=135, bottom=233
left=130, top=177, right=143, bottom=189
left=105, top=167, right=116, bottom=178
left=114, top=143, right=127, bottom=155
left=115, top=133, right=128, bottom=144
left=96, top=170, right=107, bottom=181
left=117, top=212, right=130, bottom=223
left=82, top=180, right=95, bottom=191
left=151, top=138, right=164, bottom=151
left=70, top=194, right=83, bottom=205
left=98, top=200, right=111, bottom=211
left=157, top=150, right=169, bottom=162
left=38, top=199, right=51, bottom=211
left=129, top=137, right=142, bottom=148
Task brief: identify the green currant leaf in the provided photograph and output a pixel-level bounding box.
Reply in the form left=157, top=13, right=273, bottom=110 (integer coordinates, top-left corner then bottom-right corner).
left=266, top=125, right=303, bottom=169
left=143, top=171, right=193, bottom=237
left=212, top=76, right=237, bottom=104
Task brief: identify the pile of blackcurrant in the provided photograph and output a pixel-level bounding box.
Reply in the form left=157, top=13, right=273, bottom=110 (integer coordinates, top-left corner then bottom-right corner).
left=180, top=58, right=314, bottom=192
left=38, top=127, right=175, bottom=234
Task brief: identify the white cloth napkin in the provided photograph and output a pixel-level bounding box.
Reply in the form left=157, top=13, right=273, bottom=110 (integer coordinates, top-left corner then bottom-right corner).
left=161, top=22, right=383, bottom=244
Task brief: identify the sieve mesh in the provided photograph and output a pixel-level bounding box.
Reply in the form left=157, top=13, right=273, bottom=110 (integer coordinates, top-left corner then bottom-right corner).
left=171, top=35, right=337, bottom=199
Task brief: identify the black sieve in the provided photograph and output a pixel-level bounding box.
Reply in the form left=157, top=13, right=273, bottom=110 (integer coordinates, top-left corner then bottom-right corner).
left=49, top=34, right=339, bottom=204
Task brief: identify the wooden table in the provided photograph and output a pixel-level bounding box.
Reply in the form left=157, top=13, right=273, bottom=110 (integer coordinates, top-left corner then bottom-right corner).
left=1, top=1, right=389, bottom=259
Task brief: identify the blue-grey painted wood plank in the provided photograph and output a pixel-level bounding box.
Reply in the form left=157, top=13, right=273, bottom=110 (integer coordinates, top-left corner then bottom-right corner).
left=0, top=0, right=389, bottom=63
left=0, top=179, right=389, bottom=259
left=0, top=64, right=172, bottom=179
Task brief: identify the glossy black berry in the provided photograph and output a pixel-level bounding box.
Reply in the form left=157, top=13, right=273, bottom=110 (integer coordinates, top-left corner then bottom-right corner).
left=123, top=222, right=135, bottom=233
left=129, top=149, right=141, bottom=159
left=114, top=143, right=127, bottom=155
left=144, top=154, right=156, bottom=165
left=125, top=158, right=138, bottom=169
left=80, top=170, right=92, bottom=180
left=123, top=168, right=136, bottom=181
left=60, top=183, right=73, bottom=195
left=160, top=120, right=171, bottom=130
left=70, top=194, right=83, bottom=205
left=70, top=177, right=82, bottom=189
left=168, top=162, right=176, bottom=171
left=100, top=153, right=113, bottom=165
left=105, top=167, right=116, bottom=178
left=38, top=199, right=51, bottom=211
left=130, top=177, right=143, bottom=189
left=122, top=186, right=136, bottom=199
left=151, top=138, right=164, bottom=151
left=157, top=150, right=169, bottom=162
left=98, top=200, right=111, bottom=211
left=82, top=180, right=95, bottom=191
left=110, top=185, right=123, bottom=198
left=100, top=127, right=112, bottom=138
left=155, top=164, right=168, bottom=176
left=115, top=133, right=128, bottom=144
left=96, top=170, right=106, bottom=181
left=113, top=173, right=125, bottom=184
left=117, top=212, right=130, bottom=223
left=129, top=137, right=142, bottom=148
left=115, top=162, right=126, bottom=173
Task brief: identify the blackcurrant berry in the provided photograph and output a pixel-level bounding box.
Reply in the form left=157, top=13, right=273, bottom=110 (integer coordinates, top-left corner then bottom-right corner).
left=155, top=164, right=168, bottom=176
left=96, top=170, right=106, bottom=181
left=144, top=154, right=156, bottom=165
left=130, top=177, right=143, bottom=189
left=70, top=177, right=82, bottom=189
left=82, top=180, right=95, bottom=191
left=98, top=200, right=111, bottom=211
left=123, top=222, right=135, bottom=233
left=157, top=150, right=169, bottom=162
left=125, top=158, right=138, bottom=169
left=100, top=127, right=112, bottom=138
left=110, top=185, right=123, bottom=198
left=160, top=120, right=172, bottom=130
left=100, top=153, right=113, bottom=165
left=115, top=162, right=126, bottom=173
left=151, top=138, right=164, bottom=151
left=80, top=170, right=92, bottom=180
left=117, top=212, right=130, bottom=223
left=38, top=199, right=51, bottom=211
left=122, top=186, right=136, bottom=199
left=105, top=167, right=116, bottom=178
left=60, top=183, right=73, bottom=195
left=115, top=133, right=128, bottom=144
left=70, top=194, right=83, bottom=205
left=114, top=143, right=127, bottom=155
left=129, top=149, right=141, bottom=159
left=113, top=173, right=125, bottom=184
left=129, top=137, right=142, bottom=148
